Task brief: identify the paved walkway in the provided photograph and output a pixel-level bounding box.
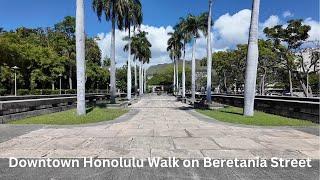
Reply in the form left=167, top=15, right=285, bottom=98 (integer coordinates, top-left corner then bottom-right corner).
left=0, top=95, right=319, bottom=159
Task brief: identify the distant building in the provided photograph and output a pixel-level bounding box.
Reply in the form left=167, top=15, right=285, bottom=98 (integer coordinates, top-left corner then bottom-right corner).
left=296, top=48, right=320, bottom=73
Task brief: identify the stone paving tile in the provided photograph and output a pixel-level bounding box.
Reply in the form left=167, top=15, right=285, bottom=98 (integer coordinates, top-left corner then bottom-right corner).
left=130, top=137, right=175, bottom=150
left=151, top=149, right=204, bottom=159
left=202, top=150, right=256, bottom=159
left=213, top=137, right=267, bottom=150
left=300, top=150, right=320, bottom=159
left=187, top=129, right=226, bottom=137
left=249, top=150, right=308, bottom=159
left=0, top=149, right=49, bottom=158
left=173, top=137, right=221, bottom=150
left=45, top=149, right=101, bottom=158
left=77, top=129, right=120, bottom=138
left=81, top=137, right=132, bottom=149
left=98, top=148, right=150, bottom=159
left=0, top=137, right=51, bottom=150
left=154, top=129, right=188, bottom=137
left=37, top=137, right=89, bottom=150
left=117, top=129, right=154, bottom=137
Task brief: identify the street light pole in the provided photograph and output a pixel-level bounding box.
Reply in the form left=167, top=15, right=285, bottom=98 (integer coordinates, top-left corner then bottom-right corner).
left=59, top=74, right=62, bottom=95
left=11, top=66, right=19, bottom=96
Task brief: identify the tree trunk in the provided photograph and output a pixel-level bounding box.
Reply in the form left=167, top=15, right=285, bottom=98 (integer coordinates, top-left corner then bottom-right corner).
left=182, top=45, right=186, bottom=98
left=206, top=0, right=213, bottom=103
left=306, top=73, right=309, bottom=97
left=139, top=62, right=142, bottom=96
left=288, top=69, right=293, bottom=96
left=134, top=61, right=137, bottom=98
left=76, top=0, right=86, bottom=115
left=223, top=72, right=227, bottom=93
left=141, top=64, right=144, bottom=94
left=191, top=38, right=197, bottom=103
left=51, top=82, right=55, bottom=90
left=176, top=59, right=179, bottom=94
left=110, top=19, right=116, bottom=103
left=243, top=0, right=260, bottom=116
left=127, top=28, right=132, bottom=100
left=69, top=66, right=72, bottom=89
left=173, top=60, right=176, bottom=94
left=144, top=67, right=147, bottom=93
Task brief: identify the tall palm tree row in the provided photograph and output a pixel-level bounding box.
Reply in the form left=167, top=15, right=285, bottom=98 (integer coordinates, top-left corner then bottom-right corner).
left=174, top=18, right=192, bottom=99
left=167, top=31, right=183, bottom=94
left=92, top=0, right=138, bottom=103
left=243, top=0, right=261, bottom=116
left=124, top=31, right=151, bottom=96
left=76, top=0, right=86, bottom=115
left=180, top=13, right=208, bottom=102
left=123, top=0, right=143, bottom=100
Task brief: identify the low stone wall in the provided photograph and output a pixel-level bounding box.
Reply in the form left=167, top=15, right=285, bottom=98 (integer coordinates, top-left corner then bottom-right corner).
left=211, top=95, right=319, bottom=123
left=0, top=94, right=108, bottom=123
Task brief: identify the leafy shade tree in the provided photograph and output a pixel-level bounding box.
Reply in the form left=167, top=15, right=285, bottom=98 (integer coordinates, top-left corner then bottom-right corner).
left=264, top=19, right=311, bottom=96
left=54, top=16, right=76, bottom=89
left=182, top=13, right=208, bottom=102
left=243, top=0, right=260, bottom=116
left=92, top=0, right=127, bottom=103
left=123, top=0, right=142, bottom=100
left=76, top=0, right=86, bottom=115
left=167, top=31, right=183, bottom=94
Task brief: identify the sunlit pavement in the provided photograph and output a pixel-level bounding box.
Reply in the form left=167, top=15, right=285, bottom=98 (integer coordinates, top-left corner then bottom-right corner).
left=0, top=94, right=318, bottom=160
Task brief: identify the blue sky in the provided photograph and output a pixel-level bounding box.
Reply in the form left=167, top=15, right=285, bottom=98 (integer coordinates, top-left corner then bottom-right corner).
left=0, top=0, right=318, bottom=36
left=0, top=0, right=319, bottom=66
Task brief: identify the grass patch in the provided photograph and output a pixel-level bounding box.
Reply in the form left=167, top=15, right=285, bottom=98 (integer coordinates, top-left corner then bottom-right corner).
left=9, top=107, right=128, bottom=125
left=196, top=106, right=318, bottom=126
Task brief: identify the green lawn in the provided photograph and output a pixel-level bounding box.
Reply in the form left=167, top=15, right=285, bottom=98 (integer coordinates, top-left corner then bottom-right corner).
left=196, top=106, right=318, bottom=126
left=9, top=107, right=128, bottom=125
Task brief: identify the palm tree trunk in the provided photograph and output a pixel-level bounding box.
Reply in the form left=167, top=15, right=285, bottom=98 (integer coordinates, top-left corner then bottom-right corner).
left=141, top=64, right=144, bottom=94
left=139, top=61, right=142, bottom=96
left=173, top=60, right=176, bottom=94
left=144, top=67, right=147, bottom=93
left=110, top=19, right=116, bottom=104
left=182, top=45, right=186, bottom=98
left=69, top=66, right=73, bottom=89
left=176, top=59, right=179, bottom=94
left=191, top=38, right=196, bottom=103
left=206, top=0, right=213, bottom=104
left=288, top=69, right=293, bottom=96
left=243, top=0, right=260, bottom=116
left=134, top=60, right=137, bottom=98
left=127, top=28, right=132, bottom=100
left=76, top=0, right=86, bottom=115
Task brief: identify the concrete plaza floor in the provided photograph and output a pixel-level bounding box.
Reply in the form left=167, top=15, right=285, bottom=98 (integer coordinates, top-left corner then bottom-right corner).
left=0, top=95, right=319, bottom=159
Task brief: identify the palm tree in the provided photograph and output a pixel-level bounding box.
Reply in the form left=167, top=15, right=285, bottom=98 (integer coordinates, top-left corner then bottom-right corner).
left=206, top=0, right=213, bottom=103
left=124, top=0, right=142, bottom=100
left=167, top=31, right=183, bottom=94
left=92, top=0, right=127, bottom=104
left=182, top=13, right=208, bottom=103
left=76, top=0, right=86, bottom=115
left=175, top=18, right=192, bottom=99
left=243, top=0, right=261, bottom=116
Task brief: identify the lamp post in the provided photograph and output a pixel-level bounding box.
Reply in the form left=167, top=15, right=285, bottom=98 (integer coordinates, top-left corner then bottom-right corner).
left=58, top=74, right=63, bottom=95
left=11, top=66, right=19, bottom=96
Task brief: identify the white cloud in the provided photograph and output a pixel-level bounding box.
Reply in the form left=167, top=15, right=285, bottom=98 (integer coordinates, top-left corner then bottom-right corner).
left=262, top=15, right=280, bottom=28
left=95, top=24, right=173, bottom=67
left=283, top=11, right=294, bottom=18
left=303, top=18, right=320, bottom=41
left=213, top=9, right=252, bottom=49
